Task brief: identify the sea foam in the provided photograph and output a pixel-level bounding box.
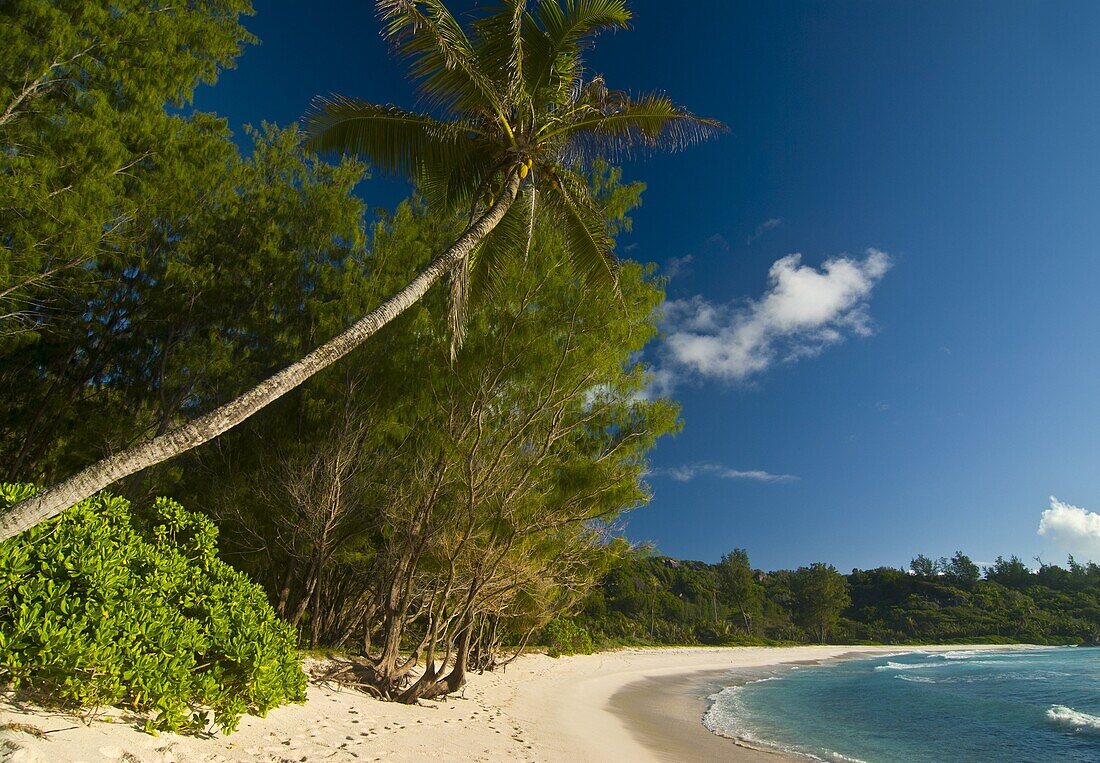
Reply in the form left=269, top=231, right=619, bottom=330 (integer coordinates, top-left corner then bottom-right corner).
left=873, top=660, right=947, bottom=671
left=707, top=648, right=1099, bottom=761
left=1046, top=705, right=1100, bottom=735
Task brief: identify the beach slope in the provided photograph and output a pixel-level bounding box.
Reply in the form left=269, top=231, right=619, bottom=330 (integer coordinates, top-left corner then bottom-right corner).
left=0, top=645, right=1013, bottom=762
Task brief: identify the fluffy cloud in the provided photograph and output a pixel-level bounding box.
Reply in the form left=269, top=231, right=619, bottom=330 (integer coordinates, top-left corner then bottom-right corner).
left=656, top=249, right=891, bottom=390
left=1038, top=497, right=1100, bottom=558
left=652, top=463, right=798, bottom=483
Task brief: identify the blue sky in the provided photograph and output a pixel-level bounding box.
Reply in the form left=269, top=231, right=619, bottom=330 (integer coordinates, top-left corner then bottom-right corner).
left=194, top=0, right=1100, bottom=571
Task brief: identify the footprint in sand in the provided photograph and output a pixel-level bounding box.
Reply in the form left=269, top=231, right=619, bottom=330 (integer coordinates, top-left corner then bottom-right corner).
left=98, top=750, right=144, bottom=763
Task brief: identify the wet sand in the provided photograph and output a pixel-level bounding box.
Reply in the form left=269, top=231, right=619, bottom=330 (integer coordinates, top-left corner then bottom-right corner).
left=608, top=668, right=792, bottom=761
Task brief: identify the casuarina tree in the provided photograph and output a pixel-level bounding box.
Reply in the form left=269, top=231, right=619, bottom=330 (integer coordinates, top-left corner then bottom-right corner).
left=0, top=0, right=722, bottom=539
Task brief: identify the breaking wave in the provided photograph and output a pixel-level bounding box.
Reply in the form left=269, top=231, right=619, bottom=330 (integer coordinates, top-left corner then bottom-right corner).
left=1046, top=705, right=1100, bottom=735
left=702, top=648, right=1098, bottom=761
left=874, top=660, right=949, bottom=671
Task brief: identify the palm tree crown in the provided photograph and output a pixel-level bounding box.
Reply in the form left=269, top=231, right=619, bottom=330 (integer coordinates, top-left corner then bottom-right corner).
left=305, top=0, right=725, bottom=352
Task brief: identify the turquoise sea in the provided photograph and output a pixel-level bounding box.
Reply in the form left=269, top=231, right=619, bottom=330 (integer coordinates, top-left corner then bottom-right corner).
left=703, top=647, right=1100, bottom=762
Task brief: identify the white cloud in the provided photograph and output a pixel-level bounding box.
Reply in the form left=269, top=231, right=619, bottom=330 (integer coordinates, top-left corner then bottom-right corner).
left=654, top=249, right=891, bottom=392
left=1038, top=497, right=1100, bottom=559
left=747, top=217, right=783, bottom=244
left=652, top=463, right=798, bottom=483
left=703, top=233, right=731, bottom=253
left=663, top=254, right=694, bottom=279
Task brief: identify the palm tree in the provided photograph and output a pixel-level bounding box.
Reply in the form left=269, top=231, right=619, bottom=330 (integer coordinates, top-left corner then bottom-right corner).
left=0, top=0, right=722, bottom=540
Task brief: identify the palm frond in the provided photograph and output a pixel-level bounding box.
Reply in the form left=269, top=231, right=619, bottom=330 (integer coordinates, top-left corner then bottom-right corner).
left=474, top=1, right=529, bottom=105
left=419, top=141, right=500, bottom=214
left=523, top=183, right=537, bottom=260
left=468, top=187, right=537, bottom=307
left=539, top=168, right=617, bottom=288
left=553, top=90, right=727, bottom=163
left=377, top=0, right=504, bottom=114
left=524, top=0, right=631, bottom=99
left=303, top=96, right=476, bottom=179
left=534, top=0, right=630, bottom=52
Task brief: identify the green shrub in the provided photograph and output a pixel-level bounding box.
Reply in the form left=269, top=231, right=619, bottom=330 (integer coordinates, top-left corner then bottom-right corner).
left=543, top=617, right=595, bottom=657
left=0, top=484, right=306, bottom=733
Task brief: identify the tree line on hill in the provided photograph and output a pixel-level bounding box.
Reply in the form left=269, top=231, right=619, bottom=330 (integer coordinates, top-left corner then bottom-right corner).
left=568, top=549, right=1100, bottom=649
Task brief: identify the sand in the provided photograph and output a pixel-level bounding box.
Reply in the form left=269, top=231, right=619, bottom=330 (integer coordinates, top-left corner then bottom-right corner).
left=0, top=645, right=1021, bottom=762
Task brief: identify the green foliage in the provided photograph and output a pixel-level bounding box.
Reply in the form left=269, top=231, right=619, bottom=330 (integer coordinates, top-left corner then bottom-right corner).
left=0, top=484, right=305, bottom=733
left=715, top=548, right=764, bottom=633
left=910, top=554, right=937, bottom=578
left=1, top=0, right=255, bottom=346
left=986, top=555, right=1035, bottom=589
left=578, top=548, right=1100, bottom=647
left=940, top=551, right=981, bottom=590
left=789, top=563, right=851, bottom=643
left=190, top=166, right=678, bottom=686
left=0, top=0, right=283, bottom=488
left=543, top=618, right=595, bottom=657
left=0, top=121, right=367, bottom=491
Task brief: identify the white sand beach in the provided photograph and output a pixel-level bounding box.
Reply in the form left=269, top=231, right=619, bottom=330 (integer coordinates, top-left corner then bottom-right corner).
left=0, top=645, right=1020, bottom=762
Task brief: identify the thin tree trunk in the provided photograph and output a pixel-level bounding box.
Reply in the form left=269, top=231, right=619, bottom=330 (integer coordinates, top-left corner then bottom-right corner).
left=0, top=172, right=522, bottom=540
left=275, top=561, right=297, bottom=618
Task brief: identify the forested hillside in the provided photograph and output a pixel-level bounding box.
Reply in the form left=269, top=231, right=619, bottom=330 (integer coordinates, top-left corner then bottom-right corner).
left=571, top=550, right=1100, bottom=649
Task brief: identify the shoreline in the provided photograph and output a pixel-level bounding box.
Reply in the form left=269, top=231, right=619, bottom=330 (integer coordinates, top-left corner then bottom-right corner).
left=0, top=644, right=1037, bottom=761
left=607, top=667, right=792, bottom=762
left=604, top=644, right=1041, bottom=763
left=603, top=647, right=893, bottom=763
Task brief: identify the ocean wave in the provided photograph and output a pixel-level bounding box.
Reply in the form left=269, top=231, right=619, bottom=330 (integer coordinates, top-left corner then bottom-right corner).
left=1046, top=705, right=1100, bottom=735
left=704, top=691, right=868, bottom=763
left=820, top=753, right=870, bottom=763
left=874, top=660, right=949, bottom=671
left=938, top=647, right=1049, bottom=661
left=966, top=659, right=1038, bottom=668
left=910, top=671, right=1052, bottom=685
left=702, top=685, right=749, bottom=738
left=874, top=657, right=1036, bottom=673
left=705, top=676, right=780, bottom=703
left=941, top=649, right=986, bottom=660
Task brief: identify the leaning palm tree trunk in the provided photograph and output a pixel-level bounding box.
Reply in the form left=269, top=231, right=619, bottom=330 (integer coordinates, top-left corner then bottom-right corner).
left=0, top=173, right=521, bottom=541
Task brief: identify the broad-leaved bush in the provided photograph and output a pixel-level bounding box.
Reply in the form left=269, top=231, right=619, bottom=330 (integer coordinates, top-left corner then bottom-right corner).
left=0, top=484, right=306, bottom=733
left=543, top=617, right=595, bottom=657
